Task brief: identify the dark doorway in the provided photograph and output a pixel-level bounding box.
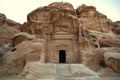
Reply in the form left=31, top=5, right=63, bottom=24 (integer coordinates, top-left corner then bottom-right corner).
left=59, top=50, right=66, bottom=63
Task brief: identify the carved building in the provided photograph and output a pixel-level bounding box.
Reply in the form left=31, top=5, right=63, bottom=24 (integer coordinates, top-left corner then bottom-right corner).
left=1, top=2, right=120, bottom=78
left=22, top=2, right=84, bottom=63
left=22, top=2, right=110, bottom=64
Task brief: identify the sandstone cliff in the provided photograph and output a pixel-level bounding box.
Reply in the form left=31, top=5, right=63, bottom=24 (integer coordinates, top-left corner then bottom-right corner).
left=113, top=21, right=120, bottom=35
left=76, top=4, right=112, bottom=32
left=0, top=13, right=21, bottom=53
left=0, top=2, right=120, bottom=79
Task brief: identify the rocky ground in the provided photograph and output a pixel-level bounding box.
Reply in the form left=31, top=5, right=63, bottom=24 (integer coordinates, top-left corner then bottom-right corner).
left=0, top=64, right=120, bottom=80
left=0, top=76, right=120, bottom=80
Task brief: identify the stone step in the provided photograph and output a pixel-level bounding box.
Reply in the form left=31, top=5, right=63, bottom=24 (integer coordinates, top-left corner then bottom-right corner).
left=22, top=63, right=99, bottom=79
left=56, top=64, right=72, bottom=76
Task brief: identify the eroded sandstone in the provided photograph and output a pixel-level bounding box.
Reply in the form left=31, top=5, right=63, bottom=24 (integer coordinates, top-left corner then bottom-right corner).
left=0, top=39, right=45, bottom=75
left=0, top=2, right=120, bottom=79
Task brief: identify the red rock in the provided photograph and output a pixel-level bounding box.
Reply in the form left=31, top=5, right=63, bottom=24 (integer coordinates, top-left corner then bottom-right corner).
left=88, top=30, right=120, bottom=47
left=0, top=39, right=45, bottom=75
left=48, top=2, right=74, bottom=10
left=113, top=21, right=120, bottom=35
left=0, top=2, right=120, bottom=78
left=76, top=5, right=112, bottom=32
left=11, top=32, right=35, bottom=46
left=104, top=51, right=120, bottom=73
left=0, top=13, right=21, bottom=46
left=0, top=13, right=6, bottom=26
left=5, top=19, right=21, bottom=30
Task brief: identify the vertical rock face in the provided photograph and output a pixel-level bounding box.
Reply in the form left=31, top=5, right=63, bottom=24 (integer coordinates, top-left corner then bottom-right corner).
left=76, top=4, right=112, bottom=32
left=22, top=2, right=81, bottom=63
left=0, top=13, right=21, bottom=29
left=21, top=2, right=120, bottom=72
left=0, top=2, right=120, bottom=77
left=113, top=21, right=120, bottom=35
left=0, top=13, right=22, bottom=75
left=22, top=2, right=78, bottom=39
left=102, top=48, right=120, bottom=73
left=0, top=13, right=6, bottom=26
left=0, top=39, right=45, bottom=75
left=0, top=13, right=20, bottom=47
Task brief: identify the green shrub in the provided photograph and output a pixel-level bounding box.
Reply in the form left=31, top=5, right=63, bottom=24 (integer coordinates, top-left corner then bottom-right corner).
left=0, top=47, right=4, bottom=57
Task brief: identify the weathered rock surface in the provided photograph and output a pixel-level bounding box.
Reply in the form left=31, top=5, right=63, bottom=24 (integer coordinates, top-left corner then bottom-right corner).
left=81, top=48, right=101, bottom=71
left=0, top=26, right=20, bottom=48
left=5, top=19, right=21, bottom=30
left=48, top=2, right=74, bottom=10
left=0, top=13, right=6, bottom=26
left=0, top=13, right=20, bottom=46
left=102, top=48, right=120, bottom=73
left=88, top=30, right=120, bottom=47
left=21, top=2, right=120, bottom=75
left=0, top=2, right=120, bottom=79
left=21, top=63, right=99, bottom=79
left=76, top=4, right=112, bottom=32
left=104, top=52, right=120, bottom=73
left=22, top=2, right=77, bottom=39
left=112, top=21, right=120, bottom=35
left=0, top=39, right=45, bottom=75
left=11, top=32, right=35, bottom=46
left=79, top=29, right=120, bottom=72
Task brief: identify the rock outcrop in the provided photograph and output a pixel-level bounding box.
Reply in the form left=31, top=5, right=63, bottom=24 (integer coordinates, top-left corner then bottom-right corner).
left=19, top=2, right=120, bottom=75
left=0, top=13, right=6, bottom=26
left=11, top=32, right=35, bottom=46
left=113, top=21, right=120, bottom=35
left=0, top=2, right=120, bottom=79
left=48, top=2, right=74, bottom=10
left=22, top=2, right=77, bottom=39
left=104, top=52, right=120, bottom=73
left=76, top=4, right=112, bottom=32
left=0, top=13, right=20, bottom=47
left=87, top=30, right=120, bottom=47
left=101, top=48, right=120, bottom=73
left=0, top=39, right=45, bottom=75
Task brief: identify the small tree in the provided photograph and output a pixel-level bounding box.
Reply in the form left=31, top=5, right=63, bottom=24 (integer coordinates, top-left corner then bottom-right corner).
left=0, top=47, right=4, bottom=57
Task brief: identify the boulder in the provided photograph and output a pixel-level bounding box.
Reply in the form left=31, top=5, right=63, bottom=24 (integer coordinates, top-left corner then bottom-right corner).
left=81, top=48, right=101, bottom=71
left=112, top=21, right=120, bottom=35
left=104, top=51, right=120, bottom=73
left=48, top=2, right=74, bottom=10
left=0, top=39, right=45, bottom=75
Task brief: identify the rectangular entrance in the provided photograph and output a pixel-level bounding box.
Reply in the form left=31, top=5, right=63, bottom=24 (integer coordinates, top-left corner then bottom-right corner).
left=59, top=50, right=66, bottom=63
